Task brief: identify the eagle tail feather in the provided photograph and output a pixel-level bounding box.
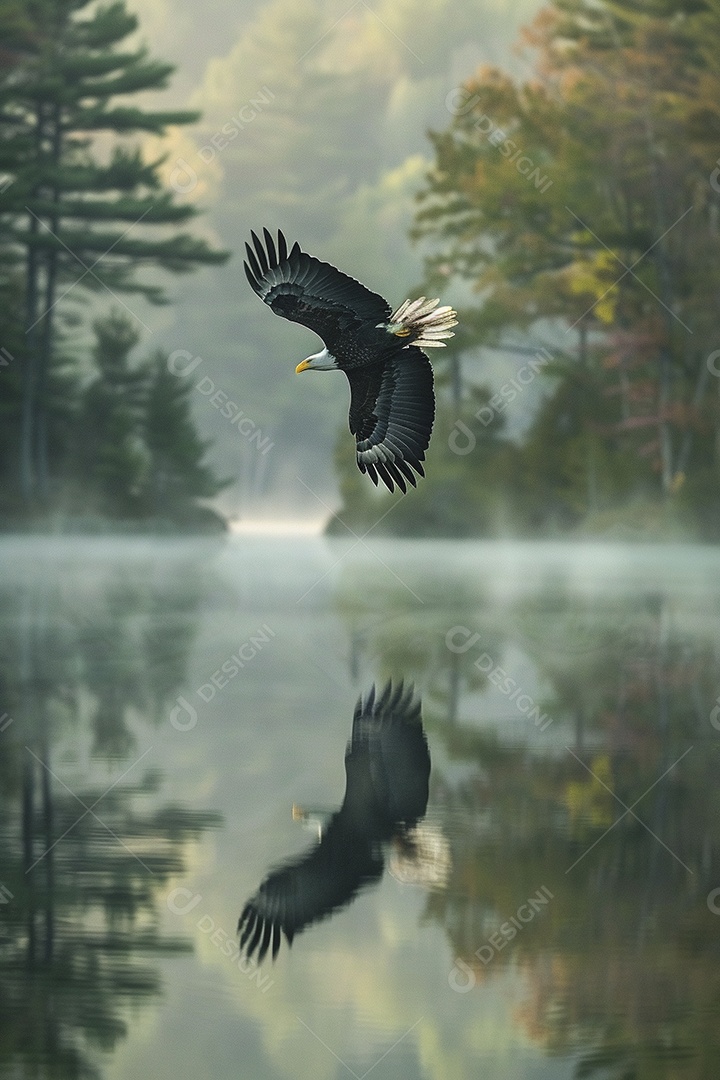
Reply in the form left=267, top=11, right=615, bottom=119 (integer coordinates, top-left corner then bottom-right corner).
left=382, top=296, right=457, bottom=347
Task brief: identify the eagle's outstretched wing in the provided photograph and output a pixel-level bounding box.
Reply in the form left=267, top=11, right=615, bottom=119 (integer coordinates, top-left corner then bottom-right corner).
left=238, top=821, right=382, bottom=963
left=244, top=228, right=390, bottom=348
left=237, top=684, right=429, bottom=964
left=346, top=682, right=429, bottom=827
left=346, top=348, right=435, bottom=493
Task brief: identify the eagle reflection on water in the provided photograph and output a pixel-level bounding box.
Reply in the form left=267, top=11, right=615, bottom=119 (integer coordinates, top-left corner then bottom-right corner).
left=238, top=682, right=446, bottom=963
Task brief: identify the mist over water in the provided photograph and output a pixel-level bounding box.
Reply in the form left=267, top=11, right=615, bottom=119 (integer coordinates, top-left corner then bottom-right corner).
left=1, top=535, right=718, bottom=1080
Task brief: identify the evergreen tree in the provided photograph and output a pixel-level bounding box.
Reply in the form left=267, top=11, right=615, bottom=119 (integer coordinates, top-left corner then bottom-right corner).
left=78, top=310, right=146, bottom=518
left=0, top=0, right=229, bottom=507
left=74, top=312, right=228, bottom=528
left=142, top=349, right=229, bottom=525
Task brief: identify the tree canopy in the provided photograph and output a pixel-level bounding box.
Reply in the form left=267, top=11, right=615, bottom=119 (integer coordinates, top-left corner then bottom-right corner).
left=334, top=0, right=720, bottom=539
left=0, top=0, right=229, bottom=521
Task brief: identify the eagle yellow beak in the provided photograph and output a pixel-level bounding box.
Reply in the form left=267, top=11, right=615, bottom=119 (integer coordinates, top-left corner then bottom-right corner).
left=295, top=359, right=312, bottom=373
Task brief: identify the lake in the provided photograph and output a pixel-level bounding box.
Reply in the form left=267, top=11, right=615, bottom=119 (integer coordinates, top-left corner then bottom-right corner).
left=1, top=535, right=719, bottom=1080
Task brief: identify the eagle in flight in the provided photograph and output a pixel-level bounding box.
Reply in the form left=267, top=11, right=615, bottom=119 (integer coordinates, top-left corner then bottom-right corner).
left=244, top=229, right=457, bottom=493
left=237, top=682, right=431, bottom=962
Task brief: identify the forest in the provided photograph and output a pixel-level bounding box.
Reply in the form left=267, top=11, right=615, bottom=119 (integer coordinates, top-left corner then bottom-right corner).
left=330, top=0, right=720, bottom=540
left=0, top=0, right=228, bottom=531
left=2, top=0, right=720, bottom=537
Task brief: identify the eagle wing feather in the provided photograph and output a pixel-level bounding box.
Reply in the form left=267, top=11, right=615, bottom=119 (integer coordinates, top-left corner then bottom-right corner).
left=244, top=229, right=390, bottom=348
left=346, top=348, right=435, bottom=493
left=237, top=828, right=381, bottom=963
left=237, top=682, right=428, bottom=963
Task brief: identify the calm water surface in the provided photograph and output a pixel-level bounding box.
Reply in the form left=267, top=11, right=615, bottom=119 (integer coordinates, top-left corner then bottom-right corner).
left=1, top=536, right=719, bottom=1080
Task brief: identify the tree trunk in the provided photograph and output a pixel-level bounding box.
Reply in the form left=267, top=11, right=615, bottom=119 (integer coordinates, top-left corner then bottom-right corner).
left=675, top=351, right=712, bottom=480
left=20, top=103, right=45, bottom=503
left=22, top=754, right=36, bottom=965
left=40, top=731, right=54, bottom=962
left=658, top=343, right=674, bottom=495
left=35, top=101, right=63, bottom=502
left=641, top=110, right=679, bottom=496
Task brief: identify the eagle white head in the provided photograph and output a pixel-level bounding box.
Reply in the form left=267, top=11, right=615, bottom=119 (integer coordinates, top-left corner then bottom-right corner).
left=295, top=347, right=338, bottom=373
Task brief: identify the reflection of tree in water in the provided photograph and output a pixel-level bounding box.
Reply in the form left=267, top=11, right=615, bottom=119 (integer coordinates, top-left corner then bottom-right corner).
left=74, top=553, right=213, bottom=757
left=0, top=548, right=222, bottom=1078
left=335, top=571, right=503, bottom=726
left=335, top=564, right=720, bottom=1078
left=437, top=598, right=720, bottom=1080
left=514, top=585, right=720, bottom=754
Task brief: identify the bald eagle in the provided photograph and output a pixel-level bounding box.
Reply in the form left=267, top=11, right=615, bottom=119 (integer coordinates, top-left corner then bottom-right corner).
left=237, top=682, right=430, bottom=963
left=244, top=229, right=457, bottom=493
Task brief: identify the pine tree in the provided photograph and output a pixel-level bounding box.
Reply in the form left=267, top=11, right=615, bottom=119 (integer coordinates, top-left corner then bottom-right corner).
left=78, top=310, right=146, bottom=518
left=142, top=350, right=229, bottom=527
left=0, top=0, right=229, bottom=507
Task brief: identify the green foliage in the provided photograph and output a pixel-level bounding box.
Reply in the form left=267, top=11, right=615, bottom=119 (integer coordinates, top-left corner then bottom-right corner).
left=336, top=0, right=720, bottom=538
left=78, top=311, right=147, bottom=517
left=0, top=0, right=229, bottom=513
left=70, top=310, right=227, bottom=528
left=142, top=348, right=230, bottom=512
